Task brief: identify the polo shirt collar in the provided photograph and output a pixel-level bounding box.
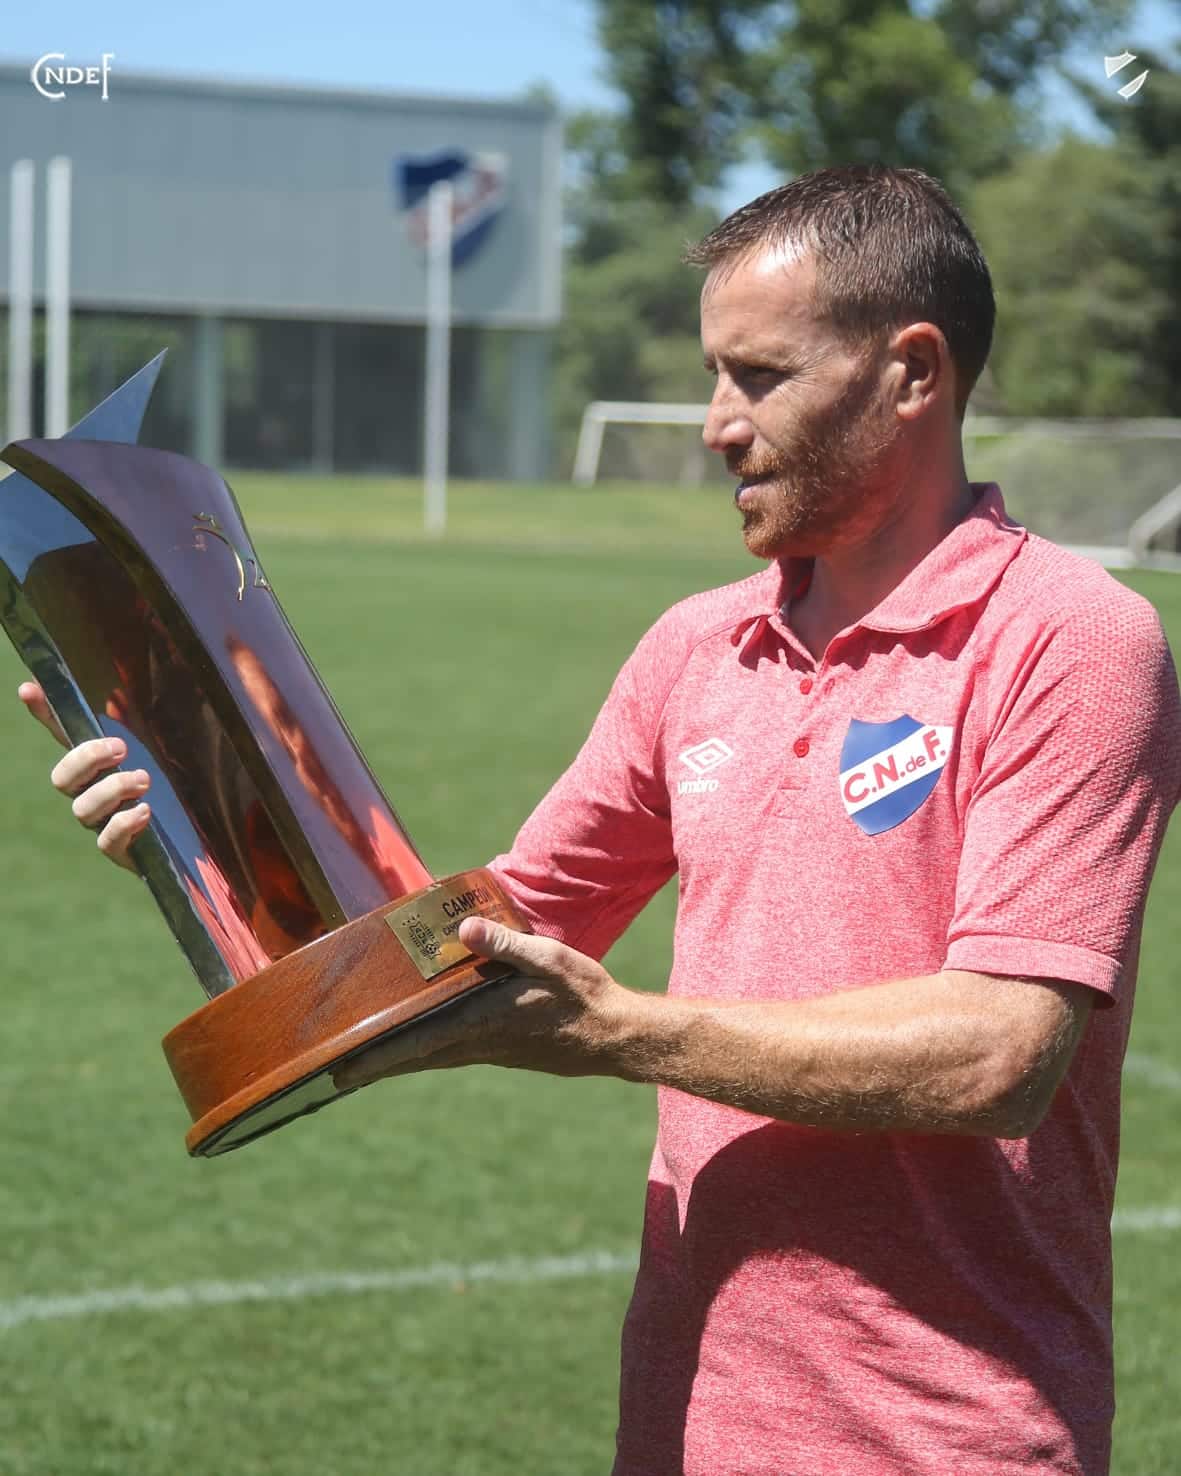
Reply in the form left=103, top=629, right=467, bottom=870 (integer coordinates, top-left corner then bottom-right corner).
left=779, top=482, right=1025, bottom=635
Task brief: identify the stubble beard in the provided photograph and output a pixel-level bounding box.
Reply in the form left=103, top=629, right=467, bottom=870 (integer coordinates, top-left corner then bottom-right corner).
left=729, top=372, right=901, bottom=561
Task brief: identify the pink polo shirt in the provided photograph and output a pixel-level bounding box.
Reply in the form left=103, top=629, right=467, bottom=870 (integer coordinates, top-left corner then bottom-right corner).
left=487, top=484, right=1181, bottom=1476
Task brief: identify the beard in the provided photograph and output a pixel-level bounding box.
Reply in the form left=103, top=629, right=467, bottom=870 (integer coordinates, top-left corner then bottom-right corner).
left=728, top=368, right=902, bottom=560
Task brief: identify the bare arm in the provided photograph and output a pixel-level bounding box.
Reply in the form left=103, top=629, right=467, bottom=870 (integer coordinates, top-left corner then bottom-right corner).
left=18, top=675, right=1096, bottom=1138
left=339, top=919, right=1094, bottom=1139
left=607, top=968, right=1092, bottom=1138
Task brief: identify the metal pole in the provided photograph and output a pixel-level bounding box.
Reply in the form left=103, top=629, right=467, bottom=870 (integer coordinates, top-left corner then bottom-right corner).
left=313, top=320, right=335, bottom=472
left=6, top=160, right=34, bottom=443
left=45, top=155, right=72, bottom=438
left=573, top=403, right=608, bottom=487
left=192, top=314, right=224, bottom=468
left=423, top=180, right=452, bottom=536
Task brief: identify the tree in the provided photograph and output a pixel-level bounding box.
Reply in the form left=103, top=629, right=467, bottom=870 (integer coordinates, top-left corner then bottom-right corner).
left=971, top=39, right=1181, bottom=417
left=552, top=0, right=1155, bottom=471
left=1064, top=43, right=1181, bottom=411
left=554, top=181, right=716, bottom=471
left=972, top=134, right=1173, bottom=416
left=592, top=0, right=1134, bottom=202
left=748, top=1, right=1023, bottom=198
left=934, top=0, right=1132, bottom=95
left=594, top=0, right=771, bottom=206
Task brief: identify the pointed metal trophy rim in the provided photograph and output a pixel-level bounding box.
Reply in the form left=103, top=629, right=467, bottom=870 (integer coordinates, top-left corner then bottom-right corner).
left=0, top=353, right=238, bottom=998
left=65, top=350, right=167, bottom=445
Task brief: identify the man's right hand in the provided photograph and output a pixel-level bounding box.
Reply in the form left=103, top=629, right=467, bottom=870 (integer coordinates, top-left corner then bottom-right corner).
left=19, top=681, right=152, bottom=873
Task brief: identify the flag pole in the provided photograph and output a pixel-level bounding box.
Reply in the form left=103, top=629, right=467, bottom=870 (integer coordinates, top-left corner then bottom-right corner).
left=6, top=159, right=35, bottom=443
left=45, top=156, right=73, bottom=439
left=423, top=179, right=453, bottom=536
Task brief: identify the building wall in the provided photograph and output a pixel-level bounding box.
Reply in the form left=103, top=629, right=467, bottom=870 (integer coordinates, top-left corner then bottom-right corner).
left=0, top=65, right=560, bottom=478
left=0, top=66, right=561, bottom=327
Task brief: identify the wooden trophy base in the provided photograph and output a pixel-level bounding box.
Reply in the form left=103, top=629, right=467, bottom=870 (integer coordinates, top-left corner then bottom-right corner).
left=162, top=868, right=528, bottom=1157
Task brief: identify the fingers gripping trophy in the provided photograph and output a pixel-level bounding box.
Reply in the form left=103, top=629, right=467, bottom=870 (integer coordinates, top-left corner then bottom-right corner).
left=0, top=355, right=530, bottom=1155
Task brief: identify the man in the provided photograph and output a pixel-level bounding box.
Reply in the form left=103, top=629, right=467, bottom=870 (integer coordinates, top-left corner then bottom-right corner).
left=23, top=165, right=1181, bottom=1474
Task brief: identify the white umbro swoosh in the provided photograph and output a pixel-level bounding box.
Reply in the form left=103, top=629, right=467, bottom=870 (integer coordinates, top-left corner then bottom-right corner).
left=679, top=738, right=734, bottom=776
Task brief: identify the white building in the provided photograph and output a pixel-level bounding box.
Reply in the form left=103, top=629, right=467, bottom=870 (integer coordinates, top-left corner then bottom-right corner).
left=0, top=63, right=562, bottom=478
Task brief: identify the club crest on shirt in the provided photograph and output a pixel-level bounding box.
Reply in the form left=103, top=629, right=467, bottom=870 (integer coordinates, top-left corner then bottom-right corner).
left=839, top=716, right=954, bottom=835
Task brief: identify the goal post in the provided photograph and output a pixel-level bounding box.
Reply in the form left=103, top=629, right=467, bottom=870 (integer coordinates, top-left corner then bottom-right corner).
left=961, top=416, right=1181, bottom=564
left=573, top=401, right=708, bottom=486
left=571, top=400, right=1181, bottom=566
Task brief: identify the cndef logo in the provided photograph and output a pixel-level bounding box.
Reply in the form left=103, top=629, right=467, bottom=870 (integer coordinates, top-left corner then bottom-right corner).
left=31, top=52, right=115, bottom=101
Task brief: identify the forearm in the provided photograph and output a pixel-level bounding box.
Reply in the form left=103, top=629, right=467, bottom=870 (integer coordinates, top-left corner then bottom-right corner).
left=603, top=971, right=1078, bottom=1137
left=338, top=919, right=1088, bottom=1123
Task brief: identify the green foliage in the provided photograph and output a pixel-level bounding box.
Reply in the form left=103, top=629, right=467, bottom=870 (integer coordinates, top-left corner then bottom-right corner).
left=591, top=0, right=1133, bottom=200
left=933, top=0, right=1133, bottom=94
left=1065, top=45, right=1181, bottom=412
left=595, top=0, right=771, bottom=204
left=973, top=135, right=1174, bottom=415
left=749, top=2, right=1027, bottom=198
left=557, top=0, right=1156, bottom=461
left=555, top=191, right=715, bottom=470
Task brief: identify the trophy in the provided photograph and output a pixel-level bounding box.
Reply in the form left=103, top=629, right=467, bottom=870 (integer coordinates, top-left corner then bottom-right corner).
left=0, top=355, right=529, bottom=1156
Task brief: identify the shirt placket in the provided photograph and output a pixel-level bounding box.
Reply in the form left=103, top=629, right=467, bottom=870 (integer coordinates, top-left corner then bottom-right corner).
left=767, top=608, right=865, bottom=811
left=768, top=606, right=821, bottom=804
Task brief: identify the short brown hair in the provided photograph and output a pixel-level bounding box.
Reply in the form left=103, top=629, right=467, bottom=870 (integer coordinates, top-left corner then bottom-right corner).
left=685, top=165, right=994, bottom=415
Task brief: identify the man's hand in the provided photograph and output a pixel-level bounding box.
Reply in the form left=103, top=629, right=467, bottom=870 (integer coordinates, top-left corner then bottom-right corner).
left=18, top=680, right=152, bottom=871
left=338, top=929, right=1092, bottom=1139
left=335, top=916, right=634, bottom=1089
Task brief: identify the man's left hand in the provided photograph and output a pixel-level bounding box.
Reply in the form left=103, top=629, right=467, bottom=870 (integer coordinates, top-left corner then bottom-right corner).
left=334, top=916, right=632, bottom=1089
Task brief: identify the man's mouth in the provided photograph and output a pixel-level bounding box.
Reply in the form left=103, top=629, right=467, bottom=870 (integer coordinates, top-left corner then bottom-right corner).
left=734, top=476, right=769, bottom=508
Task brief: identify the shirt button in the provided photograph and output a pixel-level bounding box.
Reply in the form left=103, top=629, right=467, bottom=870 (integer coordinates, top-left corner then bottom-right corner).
left=793, top=738, right=810, bottom=758
left=799, top=678, right=813, bottom=694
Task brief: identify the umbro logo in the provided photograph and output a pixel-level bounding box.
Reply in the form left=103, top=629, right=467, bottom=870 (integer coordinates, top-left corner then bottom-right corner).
left=678, top=738, right=734, bottom=794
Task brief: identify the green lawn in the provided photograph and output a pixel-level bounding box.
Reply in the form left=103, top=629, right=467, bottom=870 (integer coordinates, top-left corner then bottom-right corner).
left=0, top=476, right=1176, bottom=1474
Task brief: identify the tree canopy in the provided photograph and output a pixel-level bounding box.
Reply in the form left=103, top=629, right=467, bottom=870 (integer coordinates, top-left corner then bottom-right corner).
left=553, top=0, right=1176, bottom=467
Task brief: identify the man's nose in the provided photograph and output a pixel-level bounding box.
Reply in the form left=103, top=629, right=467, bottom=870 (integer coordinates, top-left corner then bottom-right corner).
left=702, top=384, right=754, bottom=455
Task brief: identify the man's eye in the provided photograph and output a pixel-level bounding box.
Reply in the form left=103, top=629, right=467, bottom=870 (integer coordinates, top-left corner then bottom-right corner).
left=740, top=366, right=783, bottom=384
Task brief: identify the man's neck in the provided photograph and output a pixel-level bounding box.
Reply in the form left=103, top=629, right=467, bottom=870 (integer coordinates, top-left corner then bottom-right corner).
left=787, top=476, right=977, bottom=659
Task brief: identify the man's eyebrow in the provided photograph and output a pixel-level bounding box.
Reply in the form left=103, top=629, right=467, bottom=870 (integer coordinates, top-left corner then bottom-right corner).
left=703, top=348, right=800, bottom=372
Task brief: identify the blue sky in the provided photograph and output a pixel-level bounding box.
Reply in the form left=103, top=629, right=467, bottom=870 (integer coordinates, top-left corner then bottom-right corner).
left=2, top=1, right=615, bottom=106
left=3, top=0, right=1177, bottom=206
left=3, top=0, right=1175, bottom=105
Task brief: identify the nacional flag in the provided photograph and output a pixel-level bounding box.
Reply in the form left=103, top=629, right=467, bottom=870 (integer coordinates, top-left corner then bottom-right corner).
left=393, top=149, right=508, bottom=267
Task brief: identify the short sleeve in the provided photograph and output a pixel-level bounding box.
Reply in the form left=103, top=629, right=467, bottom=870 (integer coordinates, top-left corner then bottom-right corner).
left=486, top=614, right=679, bottom=960
left=944, top=596, right=1181, bottom=1003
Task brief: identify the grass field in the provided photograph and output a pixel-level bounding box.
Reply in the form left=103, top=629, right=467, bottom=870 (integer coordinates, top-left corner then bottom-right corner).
left=0, top=474, right=1177, bottom=1475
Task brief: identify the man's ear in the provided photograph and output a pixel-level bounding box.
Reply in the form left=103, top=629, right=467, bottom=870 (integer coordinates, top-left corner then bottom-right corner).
left=891, top=322, right=952, bottom=421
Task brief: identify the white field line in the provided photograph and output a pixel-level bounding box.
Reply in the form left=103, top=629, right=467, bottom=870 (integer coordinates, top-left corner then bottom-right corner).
left=1111, top=1206, right=1181, bottom=1234
left=1, top=1208, right=1179, bottom=1334
left=0, top=1249, right=639, bottom=1333
left=1124, top=1051, right=1181, bottom=1093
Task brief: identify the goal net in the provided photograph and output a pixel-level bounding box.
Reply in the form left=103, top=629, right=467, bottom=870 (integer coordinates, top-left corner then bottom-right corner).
left=573, top=401, right=1181, bottom=564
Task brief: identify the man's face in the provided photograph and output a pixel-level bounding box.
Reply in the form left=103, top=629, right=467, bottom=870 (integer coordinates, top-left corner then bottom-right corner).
left=700, top=244, right=904, bottom=560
